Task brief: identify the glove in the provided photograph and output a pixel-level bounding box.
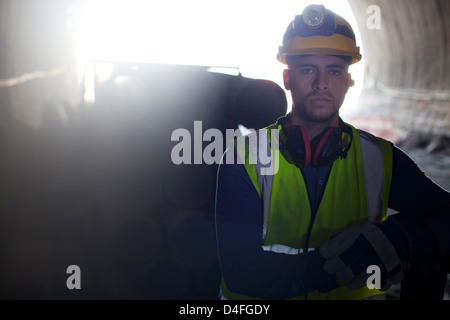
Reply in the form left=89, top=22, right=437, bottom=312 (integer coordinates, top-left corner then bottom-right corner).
left=318, top=221, right=403, bottom=291
left=318, top=215, right=440, bottom=291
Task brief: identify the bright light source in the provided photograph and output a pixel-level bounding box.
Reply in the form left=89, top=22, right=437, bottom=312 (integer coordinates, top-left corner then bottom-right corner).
left=75, top=0, right=364, bottom=112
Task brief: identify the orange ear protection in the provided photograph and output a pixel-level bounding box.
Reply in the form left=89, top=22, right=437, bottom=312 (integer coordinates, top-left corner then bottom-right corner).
left=276, top=116, right=353, bottom=168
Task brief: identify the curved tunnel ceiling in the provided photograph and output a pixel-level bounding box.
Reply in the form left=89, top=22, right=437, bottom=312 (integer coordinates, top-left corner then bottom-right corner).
left=347, top=0, right=450, bottom=138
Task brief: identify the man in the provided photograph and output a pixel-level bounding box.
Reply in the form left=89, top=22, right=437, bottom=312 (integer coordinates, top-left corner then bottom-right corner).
left=215, top=4, right=450, bottom=299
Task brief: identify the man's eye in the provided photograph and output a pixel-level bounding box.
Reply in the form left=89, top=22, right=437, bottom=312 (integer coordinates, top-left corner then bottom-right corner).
left=301, top=68, right=314, bottom=74
left=329, top=70, right=341, bottom=76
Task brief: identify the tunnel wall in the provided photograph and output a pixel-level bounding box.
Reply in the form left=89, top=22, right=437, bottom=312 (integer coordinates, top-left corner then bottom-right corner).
left=348, top=0, right=450, bottom=139
left=0, top=0, right=80, bottom=131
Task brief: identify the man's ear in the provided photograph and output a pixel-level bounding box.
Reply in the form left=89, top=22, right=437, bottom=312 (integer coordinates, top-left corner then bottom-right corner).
left=283, top=69, right=291, bottom=90
left=348, top=73, right=355, bottom=87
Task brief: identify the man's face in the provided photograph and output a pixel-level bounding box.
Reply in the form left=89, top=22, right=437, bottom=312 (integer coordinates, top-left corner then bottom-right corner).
left=283, top=55, right=351, bottom=124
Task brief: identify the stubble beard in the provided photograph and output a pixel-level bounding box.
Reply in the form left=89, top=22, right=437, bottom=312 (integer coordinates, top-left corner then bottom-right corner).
left=292, top=97, right=340, bottom=125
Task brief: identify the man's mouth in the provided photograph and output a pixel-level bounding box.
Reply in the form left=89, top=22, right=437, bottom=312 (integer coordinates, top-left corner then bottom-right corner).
left=309, top=95, right=332, bottom=104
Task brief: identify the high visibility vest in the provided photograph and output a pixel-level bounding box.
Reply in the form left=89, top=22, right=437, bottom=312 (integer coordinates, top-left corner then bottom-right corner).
left=220, top=122, right=393, bottom=300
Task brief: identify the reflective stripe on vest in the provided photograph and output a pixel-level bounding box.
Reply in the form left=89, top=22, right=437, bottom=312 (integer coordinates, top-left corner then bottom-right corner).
left=358, top=129, right=385, bottom=222
left=235, top=128, right=277, bottom=241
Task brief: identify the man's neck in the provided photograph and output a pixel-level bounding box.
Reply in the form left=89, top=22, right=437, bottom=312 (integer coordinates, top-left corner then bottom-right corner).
left=287, top=112, right=339, bottom=141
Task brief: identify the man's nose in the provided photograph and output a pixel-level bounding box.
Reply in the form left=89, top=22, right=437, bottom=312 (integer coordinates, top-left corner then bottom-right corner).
left=312, top=72, right=328, bottom=91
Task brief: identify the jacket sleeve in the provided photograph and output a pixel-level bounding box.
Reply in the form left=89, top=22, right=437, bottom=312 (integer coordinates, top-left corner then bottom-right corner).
left=388, top=145, right=450, bottom=256
left=215, top=149, right=336, bottom=299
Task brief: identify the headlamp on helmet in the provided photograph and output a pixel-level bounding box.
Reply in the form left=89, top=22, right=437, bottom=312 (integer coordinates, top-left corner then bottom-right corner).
left=293, top=5, right=336, bottom=37
left=302, top=5, right=326, bottom=28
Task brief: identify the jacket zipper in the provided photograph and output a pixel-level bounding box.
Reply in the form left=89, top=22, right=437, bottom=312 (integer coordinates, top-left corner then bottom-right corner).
left=302, top=164, right=333, bottom=252
left=301, top=164, right=333, bottom=300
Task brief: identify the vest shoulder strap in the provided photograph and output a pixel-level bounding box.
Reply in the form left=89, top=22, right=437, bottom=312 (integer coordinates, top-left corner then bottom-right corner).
left=243, top=128, right=276, bottom=240
left=357, top=129, right=386, bottom=222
